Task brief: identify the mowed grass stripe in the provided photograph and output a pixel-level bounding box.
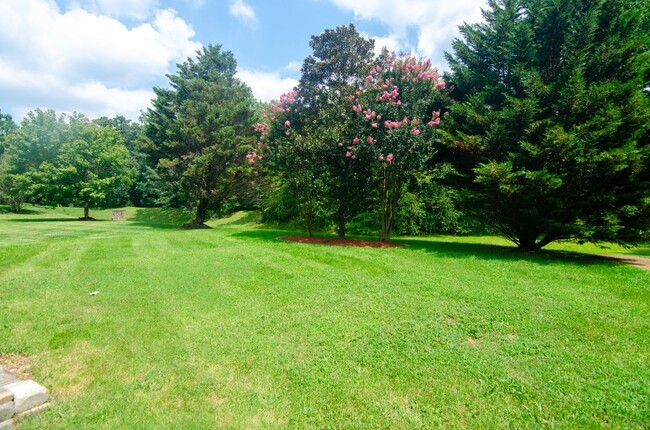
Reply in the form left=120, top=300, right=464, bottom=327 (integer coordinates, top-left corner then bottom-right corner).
left=0, top=207, right=648, bottom=428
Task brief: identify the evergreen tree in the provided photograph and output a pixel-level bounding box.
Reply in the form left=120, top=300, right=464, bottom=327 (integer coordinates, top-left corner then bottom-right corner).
left=445, top=0, right=650, bottom=250
left=141, top=45, right=257, bottom=227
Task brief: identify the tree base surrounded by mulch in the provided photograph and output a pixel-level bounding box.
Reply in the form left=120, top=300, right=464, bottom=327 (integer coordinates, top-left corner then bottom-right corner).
left=278, top=235, right=405, bottom=248
left=77, top=217, right=97, bottom=221
left=179, top=223, right=212, bottom=230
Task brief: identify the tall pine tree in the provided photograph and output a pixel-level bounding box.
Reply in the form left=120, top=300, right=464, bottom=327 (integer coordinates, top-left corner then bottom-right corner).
left=141, top=45, right=257, bottom=227
left=445, top=0, right=650, bottom=250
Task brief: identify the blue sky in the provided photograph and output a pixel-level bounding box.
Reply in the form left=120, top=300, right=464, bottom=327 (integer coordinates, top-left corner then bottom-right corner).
left=0, top=0, right=485, bottom=122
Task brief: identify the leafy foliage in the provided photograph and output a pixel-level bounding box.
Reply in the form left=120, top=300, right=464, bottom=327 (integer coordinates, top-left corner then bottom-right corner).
left=297, top=24, right=376, bottom=237
left=445, top=0, right=650, bottom=250
left=1, top=109, right=68, bottom=211
left=32, top=117, right=134, bottom=218
left=142, top=45, right=257, bottom=226
left=351, top=52, right=449, bottom=242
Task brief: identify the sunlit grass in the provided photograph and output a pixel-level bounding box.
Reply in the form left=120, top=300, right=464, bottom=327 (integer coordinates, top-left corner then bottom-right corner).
left=0, top=206, right=648, bottom=429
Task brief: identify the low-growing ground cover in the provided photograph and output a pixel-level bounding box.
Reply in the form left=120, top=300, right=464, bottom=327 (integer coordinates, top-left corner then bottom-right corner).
left=0, top=206, right=648, bottom=428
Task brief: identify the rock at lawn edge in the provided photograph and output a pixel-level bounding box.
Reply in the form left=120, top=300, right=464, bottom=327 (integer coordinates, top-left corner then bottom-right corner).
left=4, top=381, right=48, bottom=414
left=0, top=389, right=14, bottom=422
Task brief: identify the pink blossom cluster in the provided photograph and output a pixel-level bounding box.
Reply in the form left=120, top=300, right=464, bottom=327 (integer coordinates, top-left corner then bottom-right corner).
left=363, top=109, right=379, bottom=120
left=427, top=111, right=441, bottom=127
left=279, top=90, right=297, bottom=106
left=345, top=141, right=360, bottom=159
left=384, top=118, right=410, bottom=129
left=246, top=151, right=262, bottom=165
left=254, top=121, right=269, bottom=136
left=380, top=89, right=400, bottom=103
left=394, top=57, right=440, bottom=84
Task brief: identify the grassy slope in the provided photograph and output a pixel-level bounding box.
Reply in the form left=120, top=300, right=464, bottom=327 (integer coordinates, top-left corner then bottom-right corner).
left=0, top=206, right=648, bottom=429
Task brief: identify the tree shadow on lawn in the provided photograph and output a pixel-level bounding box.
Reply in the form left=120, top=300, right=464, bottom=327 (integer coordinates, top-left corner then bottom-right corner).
left=232, top=228, right=303, bottom=243
left=0, top=206, right=44, bottom=215
left=397, top=238, right=621, bottom=269
left=232, top=229, right=622, bottom=270
left=128, top=208, right=193, bottom=228
left=7, top=218, right=101, bottom=223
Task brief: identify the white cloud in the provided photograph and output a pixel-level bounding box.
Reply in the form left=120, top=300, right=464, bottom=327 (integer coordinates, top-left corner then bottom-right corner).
left=0, top=60, right=154, bottom=120
left=0, top=0, right=201, bottom=120
left=183, top=0, right=205, bottom=8
left=229, top=0, right=256, bottom=25
left=237, top=69, right=298, bottom=102
left=79, top=0, right=159, bottom=20
left=361, top=32, right=405, bottom=56
left=284, top=61, right=303, bottom=73
left=328, top=0, right=486, bottom=70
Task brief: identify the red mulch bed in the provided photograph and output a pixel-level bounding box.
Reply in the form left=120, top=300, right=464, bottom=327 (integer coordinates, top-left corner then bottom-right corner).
left=278, top=235, right=405, bottom=248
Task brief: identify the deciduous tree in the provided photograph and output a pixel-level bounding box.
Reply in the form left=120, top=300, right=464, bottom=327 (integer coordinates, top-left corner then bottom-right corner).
left=352, top=53, right=448, bottom=242
left=33, top=116, right=134, bottom=219
left=1, top=109, right=67, bottom=211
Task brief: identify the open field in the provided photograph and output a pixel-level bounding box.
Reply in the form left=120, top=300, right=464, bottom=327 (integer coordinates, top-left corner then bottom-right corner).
left=0, top=206, right=648, bottom=428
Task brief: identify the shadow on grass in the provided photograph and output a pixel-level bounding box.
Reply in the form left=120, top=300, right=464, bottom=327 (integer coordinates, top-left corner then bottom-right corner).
left=7, top=218, right=101, bottom=223
left=232, top=229, right=622, bottom=269
left=129, top=208, right=192, bottom=225
left=216, top=211, right=262, bottom=226
left=232, top=228, right=300, bottom=242
left=0, top=206, right=44, bottom=215
left=398, top=238, right=620, bottom=268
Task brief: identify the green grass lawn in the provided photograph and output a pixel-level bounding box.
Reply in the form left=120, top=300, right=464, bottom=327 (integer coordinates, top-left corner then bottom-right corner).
left=0, top=206, right=648, bottom=429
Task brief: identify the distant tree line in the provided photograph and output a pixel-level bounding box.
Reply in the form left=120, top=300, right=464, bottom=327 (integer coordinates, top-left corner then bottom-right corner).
left=1, top=0, right=648, bottom=250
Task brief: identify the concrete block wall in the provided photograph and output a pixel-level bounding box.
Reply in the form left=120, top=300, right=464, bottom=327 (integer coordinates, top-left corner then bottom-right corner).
left=0, top=367, right=48, bottom=429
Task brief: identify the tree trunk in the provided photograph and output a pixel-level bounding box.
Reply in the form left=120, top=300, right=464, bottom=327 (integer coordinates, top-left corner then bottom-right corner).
left=84, top=200, right=90, bottom=219
left=517, top=233, right=557, bottom=252
left=9, top=197, right=22, bottom=213
left=303, top=199, right=314, bottom=237
left=336, top=209, right=346, bottom=238
left=193, top=197, right=209, bottom=225
left=516, top=230, right=557, bottom=252
left=379, top=167, right=400, bottom=243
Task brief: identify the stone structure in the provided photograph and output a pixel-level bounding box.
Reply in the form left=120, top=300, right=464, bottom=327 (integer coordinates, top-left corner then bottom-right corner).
left=0, top=366, right=48, bottom=429
left=112, top=210, right=127, bottom=221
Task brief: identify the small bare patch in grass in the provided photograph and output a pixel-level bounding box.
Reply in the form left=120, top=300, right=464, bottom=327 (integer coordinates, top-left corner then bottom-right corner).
left=599, top=254, right=650, bottom=271
left=209, top=392, right=226, bottom=407
left=507, top=332, right=518, bottom=340
left=446, top=316, right=458, bottom=324
left=467, top=337, right=478, bottom=346
left=179, top=222, right=211, bottom=230
left=0, top=353, right=33, bottom=379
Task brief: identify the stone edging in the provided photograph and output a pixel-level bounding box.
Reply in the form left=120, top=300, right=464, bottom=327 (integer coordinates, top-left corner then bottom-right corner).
left=0, top=366, right=48, bottom=429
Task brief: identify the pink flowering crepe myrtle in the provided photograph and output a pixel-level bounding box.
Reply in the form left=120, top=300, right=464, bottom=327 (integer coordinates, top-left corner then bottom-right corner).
left=347, top=52, right=448, bottom=242
left=247, top=90, right=299, bottom=168
left=348, top=53, right=446, bottom=169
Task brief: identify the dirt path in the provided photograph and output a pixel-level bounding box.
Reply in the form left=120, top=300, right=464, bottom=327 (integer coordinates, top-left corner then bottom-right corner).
left=599, top=255, right=650, bottom=271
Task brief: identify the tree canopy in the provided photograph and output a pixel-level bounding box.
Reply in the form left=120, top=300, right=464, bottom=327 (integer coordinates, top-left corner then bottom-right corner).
left=141, top=45, right=258, bottom=227
left=33, top=117, right=134, bottom=219
left=444, top=0, right=650, bottom=250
